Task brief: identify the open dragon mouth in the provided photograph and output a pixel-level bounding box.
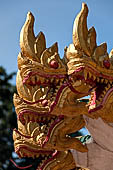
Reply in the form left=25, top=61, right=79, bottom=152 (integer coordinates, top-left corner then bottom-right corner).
left=16, top=110, right=64, bottom=147
left=88, top=81, right=113, bottom=113
left=22, top=71, right=69, bottom=108
left=21, top=70, right=88, bottom=111
left=15, top=145, right=58, bottom=170
left=70, top=66, right=113, bottom=113
left=23, top=71, right=66, bottom=86
left=80, top=68, right=113, bottom=113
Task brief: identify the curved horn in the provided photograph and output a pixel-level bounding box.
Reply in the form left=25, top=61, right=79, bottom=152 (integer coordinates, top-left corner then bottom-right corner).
left=87, top=27, right=97, bottom=55
left=34, top=31, right=46, bottom=59
left=20, top=12, right=37, bottom=60
left=73, top=3, right=91, bottom=56
left=20, top=12, right=46, bottom=62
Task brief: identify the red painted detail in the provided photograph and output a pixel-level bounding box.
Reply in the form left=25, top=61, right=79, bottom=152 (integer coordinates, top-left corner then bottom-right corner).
left=42, top=99, right=48, bottom=107
left=49, top=60, right=59, bottom=69
left=103, top=60, right=110, bottom=69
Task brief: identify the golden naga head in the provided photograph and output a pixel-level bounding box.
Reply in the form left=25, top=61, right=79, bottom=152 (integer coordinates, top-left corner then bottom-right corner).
left=17, top=11, right=67, bottom=103
left=67, top=3, right=113, bottom=68
left=66, top=3, right=113, bottom=119
left=13, top=10, right=89, bottom=170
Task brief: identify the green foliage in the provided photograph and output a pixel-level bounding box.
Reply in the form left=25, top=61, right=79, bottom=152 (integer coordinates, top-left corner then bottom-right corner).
left=0, top=66, right=17, bottom=170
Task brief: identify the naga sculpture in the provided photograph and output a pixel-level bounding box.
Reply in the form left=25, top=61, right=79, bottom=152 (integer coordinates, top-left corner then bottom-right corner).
left=13, top=2, right=113, bottom=170
left=13, top=10, right=90, bottom=170
left=66, top=3, right=113, bottom=170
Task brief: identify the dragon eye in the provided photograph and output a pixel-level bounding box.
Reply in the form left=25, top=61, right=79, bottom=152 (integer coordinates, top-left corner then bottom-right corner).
left=49, top=60, right=59, bottom=69
left=41, top=99, right=48, bottom=107
left=103, top=60, right=110, bottom=69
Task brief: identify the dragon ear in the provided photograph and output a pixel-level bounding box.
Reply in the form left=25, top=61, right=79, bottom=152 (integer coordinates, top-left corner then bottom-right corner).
left=40, top=43, right=66, bottom=71
left=48, top=42, right=58, bottom=54
left=34, top=32, right=46, bottom=59
left=87, top=27, right=97, bottom=55
left=93, top=43, right=108, bottom=62
left=20, top=12, right=46, bottom=62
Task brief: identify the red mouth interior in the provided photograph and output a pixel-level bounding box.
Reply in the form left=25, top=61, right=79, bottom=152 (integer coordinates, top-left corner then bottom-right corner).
left=71, top=67, right=113, bottom=113
left=15, top=146, right=58, bottom=170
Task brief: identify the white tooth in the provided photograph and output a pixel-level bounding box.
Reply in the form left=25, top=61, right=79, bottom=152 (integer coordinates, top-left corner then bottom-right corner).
left=89, top=104, right=96, bottom=110
left=93, top=75, right=96, bottom=81
left=60, top=81, right=63, bottom=85
left=101, top=79, right=104, bottom=83
left=103, top=90, right=106, bottom=95
left=31, top=76, right=35, bottom=84
left=89, top=72, right=92, bottom=79
left=84, top=71, right=88, bottom=80
left=54, top=88, right=57, bottom=93
left=110, top=80, right=112, bottom=84
left=41, top=125, right=46, bottom=132
left=51, top=78, right=54, bottom=82
left=108, top=84, right=111, bottom=89
left=105, top=87, right=109, bottom=91
left=105, top=79, right=108, bottom=84
left=41, top=88, right=45, bottom=93
left=97, top=77, right=100, bottom=82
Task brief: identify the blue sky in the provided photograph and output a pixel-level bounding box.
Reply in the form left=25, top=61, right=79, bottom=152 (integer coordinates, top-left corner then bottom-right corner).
left=0, top=0, right=113, bottom=84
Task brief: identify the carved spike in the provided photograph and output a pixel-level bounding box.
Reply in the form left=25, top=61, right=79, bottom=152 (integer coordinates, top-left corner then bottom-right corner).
left=73, top=3, right=91, bottom=56
left=48, top=42, right=58, bottom=54
left=93, top=43, right=107, bottom=61
left=87, top=27, right=97, bottom=54
left=34, top=32, right=46, bottom=59
left=20, top=12, right=39, bottom=61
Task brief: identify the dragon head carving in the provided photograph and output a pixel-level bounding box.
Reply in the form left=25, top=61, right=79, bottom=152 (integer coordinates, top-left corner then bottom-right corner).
left=13, top=11, right=88, bottom=170
left=67, top=3, right=113, bottom=121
